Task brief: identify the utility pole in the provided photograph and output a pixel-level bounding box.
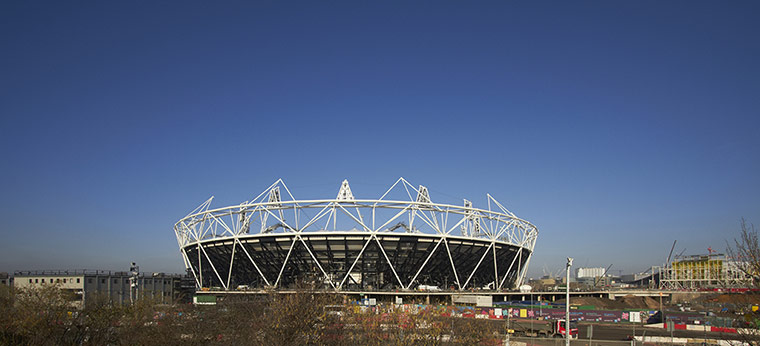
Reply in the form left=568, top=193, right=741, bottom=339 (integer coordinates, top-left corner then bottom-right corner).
left=659, top=292, right=663, bottom=323
left=530, top=292, right=533, bottom=337
left=632, top=319, right=636, bottom=346
left=566, top=257, right=573, bottom=346
left=506, top=306, right=511, bottom=346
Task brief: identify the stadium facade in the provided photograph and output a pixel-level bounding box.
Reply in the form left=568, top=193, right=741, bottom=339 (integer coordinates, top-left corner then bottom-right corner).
left=173, top=179, right=538, bottom=292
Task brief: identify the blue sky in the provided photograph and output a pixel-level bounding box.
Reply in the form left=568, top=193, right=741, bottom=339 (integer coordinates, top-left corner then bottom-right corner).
left=1, top=1, right=758, bottom=278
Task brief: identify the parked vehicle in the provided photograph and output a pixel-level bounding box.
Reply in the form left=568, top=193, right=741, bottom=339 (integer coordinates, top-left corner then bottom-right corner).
left=508, top=318, right=578, bottom=338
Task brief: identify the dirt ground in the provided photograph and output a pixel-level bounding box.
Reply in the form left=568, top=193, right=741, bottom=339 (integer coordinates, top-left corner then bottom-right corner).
left=555, top=295, right=662, bottom=310
left=556, top=293, right=760, bottom=313
left=713, top=293, right=760, bottom=304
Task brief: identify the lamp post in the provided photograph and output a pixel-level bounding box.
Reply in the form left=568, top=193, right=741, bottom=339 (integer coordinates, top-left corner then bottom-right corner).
left=539, top=295, right=542, bottom=319
left=566, top=257, right=573, bottom=346
left=530, top=292, right=533, bottom=336
left=129, top=262, right=139, bottom=304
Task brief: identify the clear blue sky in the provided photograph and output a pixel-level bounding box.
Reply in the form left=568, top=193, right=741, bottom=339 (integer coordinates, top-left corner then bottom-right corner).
left=1, top=1, right=758, bottom=278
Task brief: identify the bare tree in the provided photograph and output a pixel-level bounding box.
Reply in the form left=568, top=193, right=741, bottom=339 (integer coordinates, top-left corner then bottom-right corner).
left=0, top=284, right=21, bottom=345
left=728, top=218, right=760, bottom=287
left=2, top=282, right=514, bottom=345
left=726, top=218, right=760, bottom=344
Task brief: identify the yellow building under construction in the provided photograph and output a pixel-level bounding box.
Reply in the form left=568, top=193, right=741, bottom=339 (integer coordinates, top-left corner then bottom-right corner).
left=659, top=254, right=750, bottom=289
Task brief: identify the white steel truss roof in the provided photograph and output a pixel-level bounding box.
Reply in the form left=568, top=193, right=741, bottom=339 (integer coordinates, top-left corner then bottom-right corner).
left=174, top=178, right=539, bottom=291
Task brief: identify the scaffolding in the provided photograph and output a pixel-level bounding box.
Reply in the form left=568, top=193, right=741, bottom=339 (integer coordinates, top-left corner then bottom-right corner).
left=657, top=253, right=750, bottom=289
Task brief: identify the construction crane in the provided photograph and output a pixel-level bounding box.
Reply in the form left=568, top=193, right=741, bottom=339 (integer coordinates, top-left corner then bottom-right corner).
left=666, top=240, right=677, bottom=265
left=674, top=248, right=687, bottom=261
left=594, top=264, right=614, bottom=287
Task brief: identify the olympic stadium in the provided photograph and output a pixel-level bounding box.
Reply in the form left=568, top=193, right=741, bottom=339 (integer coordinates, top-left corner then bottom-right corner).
left=173, top=179, right=538, bottom=292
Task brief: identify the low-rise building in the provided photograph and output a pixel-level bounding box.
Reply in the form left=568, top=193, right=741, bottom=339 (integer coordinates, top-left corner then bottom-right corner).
left=0, top=272, right=11, bottom=287
left=13, top=270, right=186, bottom=307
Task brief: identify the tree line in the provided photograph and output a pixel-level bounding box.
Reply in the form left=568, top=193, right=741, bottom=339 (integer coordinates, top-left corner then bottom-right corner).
left=0, top=283, right=503, bottom=345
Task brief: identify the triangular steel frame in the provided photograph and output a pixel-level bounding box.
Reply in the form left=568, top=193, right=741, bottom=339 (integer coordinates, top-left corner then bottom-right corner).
left=174, top=178, right=538, bottom=291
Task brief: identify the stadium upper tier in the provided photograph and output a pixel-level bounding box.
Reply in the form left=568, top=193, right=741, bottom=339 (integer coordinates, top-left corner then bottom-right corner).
left=174, top=178, right=538, bottom=291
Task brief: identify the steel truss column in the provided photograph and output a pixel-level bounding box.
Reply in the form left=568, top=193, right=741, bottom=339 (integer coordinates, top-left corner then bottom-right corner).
left=492, top=243, right=499, bottom=290
left=274, top=237, right=298, bottom=287
left=462, top=243, right=494, bottom=289
left=374, top=236, right=405, bottom=289
left=198, top=241, right=228, bottom=290
left=234, top=237, right=271, bottom=286
left=516, top=250, right=533, bottom=287
left=297, top=235, right=336, bottom=289
left=226, top=240, right=237, bottom=289
left=443, top=239, right=462, bottom=290
left=405, top=237, right=445, bottom=289
left=499, top=248, right=523, bottom=290
left=181, top=248, right=201, bottom=288
left=338, top=235, right=374, bottom=290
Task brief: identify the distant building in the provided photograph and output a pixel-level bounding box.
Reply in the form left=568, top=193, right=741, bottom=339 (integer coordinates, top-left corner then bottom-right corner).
left=527, top=277, right=558, bottom=290
left=620, top=273, right=651, bottom=283
left=576, top=267, right=606, bottom=279
left=13, top=270, right=189, bottom=308
left=576, top=277, right=596, bottom=287
left=0, top=272, right=11, bottom=286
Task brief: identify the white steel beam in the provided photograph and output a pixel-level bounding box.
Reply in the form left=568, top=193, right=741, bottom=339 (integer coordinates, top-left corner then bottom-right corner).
left=274, top=237, right=298, bottom=288
left=198, top=242, right=228, bottom=290
left=405, top=237, right=444, bottom=289
left=181, top=248, right=201, bottom=288
left=499, top=248, right=522, bottom=290
left=462, top=243, right=494, bottom=290
left=226, top=240, right=237, bottom=289
left=233, top=237, right=271, bottom=286
left=338, top=235, right=374, bottom=290
left=297, top=235, right=336, bottom=289
left=443, top=239, right=462, bottom=290
left=374, top=236, right=405, bottom=288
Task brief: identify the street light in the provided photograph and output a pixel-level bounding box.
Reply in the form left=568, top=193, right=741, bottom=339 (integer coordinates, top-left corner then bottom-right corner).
left=129, top=262, right=139, bottom=304
left=566, top=257, right=573, bottom=346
